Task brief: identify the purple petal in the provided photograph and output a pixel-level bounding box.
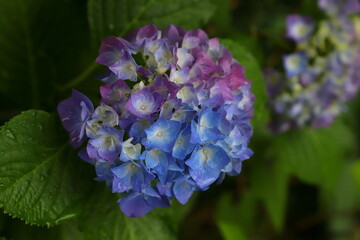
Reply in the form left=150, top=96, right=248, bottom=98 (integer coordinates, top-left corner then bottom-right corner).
left=57, top=89, right=94, bottom=148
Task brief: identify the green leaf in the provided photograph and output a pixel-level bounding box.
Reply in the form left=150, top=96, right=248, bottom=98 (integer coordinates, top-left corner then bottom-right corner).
left=0, top=212, right=81, bottom=240
left=322, top=163, right=359, bottom=237
left=228, top=32, right=264, bottom=65
left=0, top=110, right=93, bottom=226
left=0, top=0, right=41, bottom=108
left=249, top=152, right=290, bottom=231
left=209, top=0, right=232, bottom=36
left=0, top=0, right=91, bottom=111
left=87, top=0, right=216, bottom=47
left=218, top=220, right=247, bottom=240
left=77, top=183, right=176, bottom=240
left=216, top=192, right=258, bottom=239
left=220, top=39, right=269, bottom=129
left=352, top=160, right=360, bottom=194
left=277, top=120, right=355, bottom=192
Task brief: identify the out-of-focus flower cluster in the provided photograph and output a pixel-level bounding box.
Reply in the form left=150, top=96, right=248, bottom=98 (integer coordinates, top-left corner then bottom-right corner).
left=58, top=24, right=254, bottom=217
left=265, top=0, right=360, bottom=132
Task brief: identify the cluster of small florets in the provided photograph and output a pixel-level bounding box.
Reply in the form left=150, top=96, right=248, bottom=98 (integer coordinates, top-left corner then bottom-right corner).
left=58, top=24, right=254, bottom=217
left=265, top=0, right=360, bottom=132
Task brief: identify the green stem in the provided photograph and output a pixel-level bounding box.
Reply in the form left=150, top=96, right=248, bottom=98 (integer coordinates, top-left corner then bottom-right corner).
left=119, top=0, right=155, bottom=36
left=60, top=0, right=154, bottom=92
left=60, top=63, right=98, bottom=91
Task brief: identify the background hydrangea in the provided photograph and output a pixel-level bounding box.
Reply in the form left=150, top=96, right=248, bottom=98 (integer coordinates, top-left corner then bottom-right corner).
left=58, top=24, right=254, bottom=217
left=264, top=0, right=360, bottom=132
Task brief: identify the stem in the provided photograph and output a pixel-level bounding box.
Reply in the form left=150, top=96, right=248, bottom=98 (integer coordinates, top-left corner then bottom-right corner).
left=119, top=0, right=155, bottom=36
left=60, top=0, right=155, bottom=92
left=59, top=63, right=98, bottom=91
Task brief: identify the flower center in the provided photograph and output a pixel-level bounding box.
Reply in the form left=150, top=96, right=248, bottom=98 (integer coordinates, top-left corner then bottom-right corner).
left=202, top=149, right=209, bottom=162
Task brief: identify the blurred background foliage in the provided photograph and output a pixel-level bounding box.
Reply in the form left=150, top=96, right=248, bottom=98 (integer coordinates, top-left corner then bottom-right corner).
left=0, top=0, right=359, bottom=239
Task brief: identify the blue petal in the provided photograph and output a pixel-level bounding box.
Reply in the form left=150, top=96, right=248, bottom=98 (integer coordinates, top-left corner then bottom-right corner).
left=190, top=109, right=224, bottom=144
left=159, top=99, right=181, bottom=119
left=283, top=51, right=308, bottom=77
left=95, top=161, right=114, bottom=189
left=144, top=118, right=182, bottom=152
left=118, top=187, right=170, bottom=217
left=143, top=187, right=161, bottom=198
left=144, top=149, right=169, bottom=175
left=87, top=126, right=124, bottom=162
left=173, top=180, right=195, bottom=204
left=144, top=193, right=170, bottom=209
left=170, top=107, right=196, bottom=123
left=129, top=119, right=151, bottom=143
left=118, top=192, right=154, bottom=217
left=120, top=138, right=141, bottom=161
left=200, top=108, right=221, bottom=128
left=157, top=182, right=174, bottom=198
left=176, top=85, right=199, bottom=107
left=112, top=162, right=154, bottom=193
left=112, top=163, right=134, bottom=192
left=172, top=124, right=195, bottom=160
left=190, top=120, right=201, bottom=144
left=185, top=144, right=230, bottom=188
left=224, top=158, right=243, bottom=176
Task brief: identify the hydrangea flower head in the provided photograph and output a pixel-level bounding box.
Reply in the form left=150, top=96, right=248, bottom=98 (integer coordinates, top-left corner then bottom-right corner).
left=265, top=0, right=360, bottom=132
left=58, top=24, right=254, bottom=217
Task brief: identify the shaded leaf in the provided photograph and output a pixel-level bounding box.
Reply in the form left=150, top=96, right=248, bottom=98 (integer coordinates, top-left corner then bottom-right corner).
left=218, top=220, right=247, bottom=240
left=0, top=212, right=81, bottom=240
left=77, top=183, right=176, bottom=240
left=322, top=163, right=359, bottom=237
left=87, top=0, right=216, bottom=47
left=277, top=121, right=355, bottom=192
left=0, top=110, right=93, bottom=226
left=208, top=0, right=232, bottom=36
left=0, top=0, right=90, bottom=111
left=352, top=160, right=360, bottom=194
left=216, top=192, right=258, bottom=239
left=249, top=152, right=290, bottom=231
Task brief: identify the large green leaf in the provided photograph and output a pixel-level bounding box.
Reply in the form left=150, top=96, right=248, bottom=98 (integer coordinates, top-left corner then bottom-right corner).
left=276, top=121, right=355, bottom=192
left=249, top=152, right=290, bottom=231
left=218, top=220, right=247, bottom=240
left=352, top=160, right=360, bottom=194
left=76, top=184, right=176, bottom=240
left=220, top=39, right=269, bottom=128
left=208, top=0, right=232, bottom=36
left=216, top=192, right=258, bottom=239
left=322, top=163, right=359, bottom=237
left=87, top=0, right=216, bottom=47
left=0, top=0, right=90, bottom=111
left=0, top=212, right=81, bottom=240
left=0, top=110, right=93, bottom=226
